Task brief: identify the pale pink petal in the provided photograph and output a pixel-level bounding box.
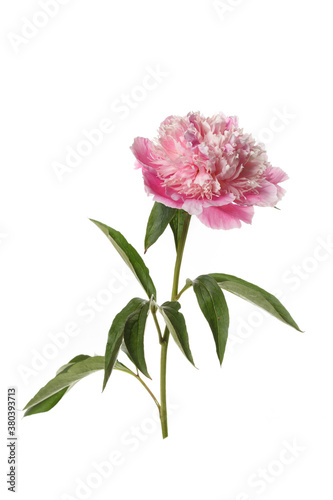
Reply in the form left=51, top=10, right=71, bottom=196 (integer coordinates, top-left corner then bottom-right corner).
left=198, top=204, right=254, bottom=230
left=181, top=199, right=204, bottom=216
left=275, top=185, right=286, bottom=202
left=202, top=193, right=235, bottom=207
left=264, top=166, right=288, bottom=203
left=264, top=166, right=289, bottom=184
left=160, top=115, right=174, bottom=127
left=182, top=193, right=235, bottom=216
left=242, top=180, right=278, bottom=207
left=131, top=137, right=159, bottom=169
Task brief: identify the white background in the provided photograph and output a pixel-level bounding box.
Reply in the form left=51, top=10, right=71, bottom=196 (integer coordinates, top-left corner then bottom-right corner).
left=1, top=1, right=332, bottom=499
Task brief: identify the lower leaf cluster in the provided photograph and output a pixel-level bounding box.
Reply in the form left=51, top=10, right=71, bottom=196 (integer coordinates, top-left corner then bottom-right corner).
left=23, top=205, right=301, bottom=418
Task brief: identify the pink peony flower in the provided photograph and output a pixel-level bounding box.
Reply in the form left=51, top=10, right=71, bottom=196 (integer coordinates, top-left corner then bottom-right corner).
left=131, top=112, right=288, bottom=229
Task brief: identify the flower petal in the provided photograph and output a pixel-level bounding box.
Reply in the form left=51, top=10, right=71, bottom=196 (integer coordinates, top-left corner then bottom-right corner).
left=264, top=166, right=289, bottom=184
left=264, top=166, right=288, bottom=203
left=197, top=204, right=254, bottom=230
left=182, top=193, right=235, bottom=216
left=243, top=180, right=278, bottom=207
left=131, top=137, right=160, bottom=169
left=143, top=169, right=183, bottom=209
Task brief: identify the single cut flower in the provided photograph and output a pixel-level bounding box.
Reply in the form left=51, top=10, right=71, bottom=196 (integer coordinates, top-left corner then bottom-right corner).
left=24, top=111, right=301, bottom=442
left=131, top=112, right=288, bottom=229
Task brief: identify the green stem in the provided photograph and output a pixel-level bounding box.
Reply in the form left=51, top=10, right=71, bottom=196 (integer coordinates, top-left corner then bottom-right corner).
left=160, top=213, right=191, bottom=438
left=152, top=310, right=163, bottom=344
left=135, top=372, right=161, bottom=411
left=175, top=279, right=193, bottom=300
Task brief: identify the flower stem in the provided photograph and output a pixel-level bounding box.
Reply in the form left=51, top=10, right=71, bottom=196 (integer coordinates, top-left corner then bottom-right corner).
left=160, top=213, right=191, bottom=438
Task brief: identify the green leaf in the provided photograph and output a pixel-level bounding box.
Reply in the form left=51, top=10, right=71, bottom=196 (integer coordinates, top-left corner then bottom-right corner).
left=24, top=356, right=105, bottom=415
left=24, top=387, right=70, bottom=416
left=160, top=301, right=195, bottom=366
left=169, top=210, right=187, bottom=250
left=24, top=356, right=135, bottom=416
left=90, top=219, right=156, bottom=299
left=193, top=275, right=229, bottom=364
left=209, top=273, right=301, bottom=331
left=120, top=340, right=135, bottom=365
left=144, top=202, right=176, bottom=252
left=55, top=354, right=91, bottom=375
left=103, top=297, right=147, bottom=390
left=124, top=301, right=151, bottom=378
left=25, top=355, right=93, bottom=415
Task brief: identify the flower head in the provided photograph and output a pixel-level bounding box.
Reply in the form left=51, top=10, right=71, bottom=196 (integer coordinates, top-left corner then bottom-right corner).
left=131, top=112, right=288, bottom=229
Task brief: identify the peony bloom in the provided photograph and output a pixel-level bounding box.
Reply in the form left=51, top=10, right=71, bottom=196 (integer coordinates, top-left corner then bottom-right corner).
left=131, top=112, right=288, bottom=229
